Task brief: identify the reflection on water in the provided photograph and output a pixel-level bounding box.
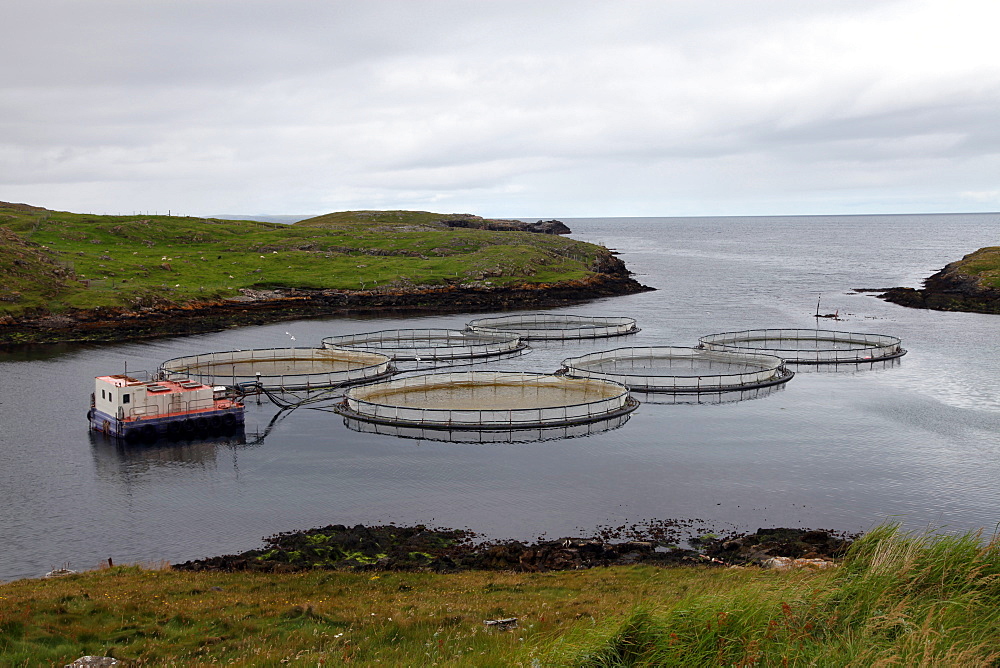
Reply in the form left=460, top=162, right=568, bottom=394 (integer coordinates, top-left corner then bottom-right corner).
left=89, top=429, right=246, bottom=470
left=788, top=357, right=902, bottom=374
left=630, top=381, right=788, bottom=405
left=342, top=413, right=632, bottom=444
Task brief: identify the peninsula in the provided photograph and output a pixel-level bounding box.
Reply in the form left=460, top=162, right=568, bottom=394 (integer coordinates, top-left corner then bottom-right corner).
left=878, top=246, right=1000, bottom=314
left=0, top=203, right=650, bottom=346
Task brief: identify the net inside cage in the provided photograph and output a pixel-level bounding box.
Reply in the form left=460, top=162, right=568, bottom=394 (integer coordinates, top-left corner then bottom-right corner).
left=465, top=313, right=638, bottom=340
left=160, top=347, right=392, bottom=389
left=322, top=329, right=522, bottom=360
left=562, top=347, right=791, bottom=392
left=698, top=329, right=905, bottom=364
left=339, top=371, right=636, bottom=428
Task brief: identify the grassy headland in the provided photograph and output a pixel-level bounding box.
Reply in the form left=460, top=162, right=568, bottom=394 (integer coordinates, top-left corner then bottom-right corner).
left=0, top=203, right=648, bottom=345
left=879, top=246, right=1000, bottom=313
left=3, top=525, right=999, bottom=665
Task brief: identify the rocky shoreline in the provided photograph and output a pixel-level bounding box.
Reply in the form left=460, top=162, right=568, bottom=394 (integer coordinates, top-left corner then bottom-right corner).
left=878, top=249, right=1000, bottom=314
left=0, top=253, right=651, bottom=347
left=174, top=523, right=855, bottom=574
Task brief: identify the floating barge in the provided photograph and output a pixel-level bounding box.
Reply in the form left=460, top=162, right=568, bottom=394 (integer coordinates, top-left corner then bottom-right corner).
left=88, top=374, right=244, bottom=441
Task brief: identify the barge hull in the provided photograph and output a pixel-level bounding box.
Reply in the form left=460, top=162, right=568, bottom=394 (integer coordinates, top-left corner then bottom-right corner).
left=88, top=406, right=245, bottom=441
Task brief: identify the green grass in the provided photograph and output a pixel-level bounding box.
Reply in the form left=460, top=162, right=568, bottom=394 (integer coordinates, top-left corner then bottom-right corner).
left=0, top=203, right=606, bottom=319
left=0, top=562, right=732, bottom=666
left=4, top=525, right=1000, bottom=666
left=952, top=246, right=1000, bottom=289
left=548, top=523, right=1000, bottom=666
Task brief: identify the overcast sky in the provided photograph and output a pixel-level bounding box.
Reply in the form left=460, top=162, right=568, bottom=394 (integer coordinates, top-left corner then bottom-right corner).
left=2, top=0, right=999, bottom=218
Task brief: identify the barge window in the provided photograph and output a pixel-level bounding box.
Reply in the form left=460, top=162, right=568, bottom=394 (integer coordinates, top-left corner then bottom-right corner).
left=122, top=393, right=130, bottom=404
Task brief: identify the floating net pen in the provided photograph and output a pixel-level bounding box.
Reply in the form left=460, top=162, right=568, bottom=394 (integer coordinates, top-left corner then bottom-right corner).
left=465, top=313, right=638, bottom=340
left=342, top=412, right=633, bottom=443
left=336, top=371, right=638, bottom=430
left=561, top=346, right=793, bottom=392
left=698, top=328, right=905, bottom=364
left=159, top=347, right=393, bottom=391
left=322, top=328, right=523, bottom=361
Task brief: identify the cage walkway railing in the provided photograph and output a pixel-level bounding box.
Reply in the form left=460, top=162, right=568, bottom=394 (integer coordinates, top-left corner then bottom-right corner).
left=698, top=328, right=905, bottom=364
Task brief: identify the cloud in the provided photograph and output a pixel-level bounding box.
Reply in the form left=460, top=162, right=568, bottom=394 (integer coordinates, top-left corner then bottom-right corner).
left=1, top=0, right=999, bottom=216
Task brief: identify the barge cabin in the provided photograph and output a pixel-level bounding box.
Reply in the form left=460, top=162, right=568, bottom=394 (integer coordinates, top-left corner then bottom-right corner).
left=88, top=374, right=244, bottom=442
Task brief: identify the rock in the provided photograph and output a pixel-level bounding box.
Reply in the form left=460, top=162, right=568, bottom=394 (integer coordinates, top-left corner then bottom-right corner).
left=762, top=556, right=838, bottom=571
left=879, top=248, right=1000, bottom=314
left=440, top=218, right=572, bottom=234
left=528, top=220, right=572, bottom=234
left=700, top=527, right=854, bottom=566
left=65, top=657, right=119, bottom=667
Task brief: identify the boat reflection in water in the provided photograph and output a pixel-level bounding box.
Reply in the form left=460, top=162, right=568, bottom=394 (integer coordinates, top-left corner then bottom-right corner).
left=89, top=427, right=246, bottom=470
left=342, top=413, right=632, bottom=444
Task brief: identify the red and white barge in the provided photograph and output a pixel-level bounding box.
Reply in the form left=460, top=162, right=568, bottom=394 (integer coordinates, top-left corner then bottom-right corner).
left=88, top=374, right=245, bottom=441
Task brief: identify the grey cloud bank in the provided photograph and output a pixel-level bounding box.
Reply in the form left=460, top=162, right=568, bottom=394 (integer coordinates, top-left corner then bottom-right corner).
left=2, top=0, right=998, bottom=217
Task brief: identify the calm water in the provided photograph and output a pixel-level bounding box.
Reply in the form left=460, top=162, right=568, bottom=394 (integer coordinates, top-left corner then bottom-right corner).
left=2, top=213, right=999, bottom=582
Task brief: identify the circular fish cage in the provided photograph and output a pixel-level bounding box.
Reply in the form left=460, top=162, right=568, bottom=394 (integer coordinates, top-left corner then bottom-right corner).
left=321, top=329, right=524, bottom=361
left=159, top=347, right=393, bottom=391
left=342, top=412, right=633, bottom=444
left=336, top=371, right=638, bottom=430
left=698, top=329, right=906, bottom=364
left=465, top=313, right=638, bottom=340
left=561, top=346, right=793, bottom=392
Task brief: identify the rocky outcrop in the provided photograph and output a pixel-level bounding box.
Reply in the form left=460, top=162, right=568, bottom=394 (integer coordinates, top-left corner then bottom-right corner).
left=173, top=524, right=853, bottom=574
left=701, top=528, right=853, bottom=566
left=441, top=218, right=572, bottom=234
left=879, top=248, right=1000, bottom=314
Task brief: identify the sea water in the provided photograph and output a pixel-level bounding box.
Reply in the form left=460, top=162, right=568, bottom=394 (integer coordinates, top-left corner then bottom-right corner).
left=1, top=213, right=998, bottom=581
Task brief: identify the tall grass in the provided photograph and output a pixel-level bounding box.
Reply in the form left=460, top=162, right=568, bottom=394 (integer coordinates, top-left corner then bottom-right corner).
left=5, top=525, right=998, bottom=665
left=553, top=524, right=1000, bottom=666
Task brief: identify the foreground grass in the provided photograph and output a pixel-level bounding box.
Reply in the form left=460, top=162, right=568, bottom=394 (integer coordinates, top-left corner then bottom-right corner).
left=549, top=524, right=1000, bottom=666
left=0, top=203, right=606, bottom=318
left=4, top=525, right=1000, bottom=666
left=0, top=563, right=769, bottom=666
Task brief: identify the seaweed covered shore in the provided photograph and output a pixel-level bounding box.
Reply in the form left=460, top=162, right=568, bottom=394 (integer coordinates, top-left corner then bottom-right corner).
left=174, top=523, right=854, bottom=574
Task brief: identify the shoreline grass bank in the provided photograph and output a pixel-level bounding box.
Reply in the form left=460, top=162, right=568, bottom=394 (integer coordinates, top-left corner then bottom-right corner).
left=3, top=524, right=999, bottom=665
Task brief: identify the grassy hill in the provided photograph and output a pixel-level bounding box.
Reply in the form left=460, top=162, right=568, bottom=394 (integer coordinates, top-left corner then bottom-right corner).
left=950, top=246, right=1000, bottom=288
left=294, top=209, right=492, bottom=227
left=0, top=203, right=609, bottom=321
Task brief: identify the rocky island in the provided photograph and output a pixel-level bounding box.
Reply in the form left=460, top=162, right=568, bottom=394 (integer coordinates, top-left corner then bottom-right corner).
left=0, top=203, right=651, bottom=346
left=878, top=246, right=1000, bottom=314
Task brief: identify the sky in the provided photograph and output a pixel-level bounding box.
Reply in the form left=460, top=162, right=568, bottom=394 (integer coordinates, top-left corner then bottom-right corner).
left=2, top=0, right=999, bottom=218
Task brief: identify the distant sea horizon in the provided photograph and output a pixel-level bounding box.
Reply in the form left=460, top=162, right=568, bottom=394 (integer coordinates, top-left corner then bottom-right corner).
left=212, top=211, right=999, bottom=226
